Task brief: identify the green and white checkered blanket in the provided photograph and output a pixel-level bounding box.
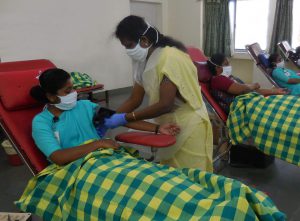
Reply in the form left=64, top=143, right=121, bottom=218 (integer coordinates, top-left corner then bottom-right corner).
left=227, top=92, right=300, bottom=166
left=15, top=148, right=285, bottom=221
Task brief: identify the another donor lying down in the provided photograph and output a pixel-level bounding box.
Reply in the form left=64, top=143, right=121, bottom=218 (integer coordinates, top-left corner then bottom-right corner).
left=15, top=69, right=285, bottom=221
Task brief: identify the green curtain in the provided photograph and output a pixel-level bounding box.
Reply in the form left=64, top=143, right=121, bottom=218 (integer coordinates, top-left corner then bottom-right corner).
left=203, top=0, right=231, bottom=57
left=269, top=0, right=293, bottom=54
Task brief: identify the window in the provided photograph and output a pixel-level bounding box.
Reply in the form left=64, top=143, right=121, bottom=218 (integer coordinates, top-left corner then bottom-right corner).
left=292, top=0, right=300, bottom=48
left=230, top=0, right=271, bottom=51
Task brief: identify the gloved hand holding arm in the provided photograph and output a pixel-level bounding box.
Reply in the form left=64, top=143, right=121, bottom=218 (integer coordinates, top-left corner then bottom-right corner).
left=104, top=113, right=128, bottom=129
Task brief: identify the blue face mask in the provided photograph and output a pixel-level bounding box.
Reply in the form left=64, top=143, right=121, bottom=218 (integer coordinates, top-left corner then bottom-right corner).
left=54, top=91, right=77, bottom=110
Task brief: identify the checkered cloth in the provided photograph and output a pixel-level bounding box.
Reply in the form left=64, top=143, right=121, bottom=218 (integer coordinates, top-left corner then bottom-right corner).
left=227, top=92, right=300, bottom=166
left=15, top=148, right=285, bottom=221
left=70, top=72, right=97, bottom=89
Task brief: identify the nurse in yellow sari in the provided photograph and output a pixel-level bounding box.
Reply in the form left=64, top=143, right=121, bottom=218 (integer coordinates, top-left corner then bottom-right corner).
left=104, top=15, right=213, bottom=172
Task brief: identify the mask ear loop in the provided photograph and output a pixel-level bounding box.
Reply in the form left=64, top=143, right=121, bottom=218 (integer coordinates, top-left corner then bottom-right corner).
left=143, top=21, right=159, bottom=44
left=208, top=59, right=222, bottom=68
left=142, top=22, right=151, bottom=36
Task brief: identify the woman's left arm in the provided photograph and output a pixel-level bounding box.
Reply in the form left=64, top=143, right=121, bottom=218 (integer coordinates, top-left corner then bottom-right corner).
left=125, top=120, right=180, bottom=136
left=125, top=78, right=177, bottom=121
left=256, top=88, right=287, bottom=96
left=103, top=78, right=180, bottom=134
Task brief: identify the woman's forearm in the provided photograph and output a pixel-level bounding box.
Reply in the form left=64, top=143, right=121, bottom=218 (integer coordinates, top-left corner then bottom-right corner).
left=117, top=83, right=145, bottom=112
left=49, top=142, right=99, bottom=166
left=117, top=98, right=141, bottom=113
left=287, top=78, right=300, bottom=84
left=125, top=121, right=158, bottom=132
left=125, top=102, right=172, bottom=122
left=256, top=89, right=273, bottom=96
left=49, top=140, right=119, bottom=166
left=122, top=80, right=176, bottom=122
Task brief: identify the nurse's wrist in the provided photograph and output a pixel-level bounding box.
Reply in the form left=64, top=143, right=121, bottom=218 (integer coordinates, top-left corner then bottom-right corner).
left=125, top=112, right=136, bottom=122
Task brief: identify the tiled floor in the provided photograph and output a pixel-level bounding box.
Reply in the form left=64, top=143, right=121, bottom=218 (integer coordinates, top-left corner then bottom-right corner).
left=1, top=89, right=300, bottom=220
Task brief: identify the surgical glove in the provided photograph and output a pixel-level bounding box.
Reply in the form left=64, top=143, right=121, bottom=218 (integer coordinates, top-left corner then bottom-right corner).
left=104, top=113, right=128, bottom=129
left=95, top=125, right=108, bottom=138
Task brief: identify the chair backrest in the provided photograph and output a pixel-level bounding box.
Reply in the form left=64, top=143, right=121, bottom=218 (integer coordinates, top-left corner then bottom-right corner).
left=0, top=59, right=55, bottom=73
left=277, top=41, right=292, bottom=58
left=187, top=47, right=207, bottom=61
left=0, top=60, right=56, bottom=174
left=278, top=41, right=300, bottom=68
left=245, top=43, right=280, bottom=88
left=187, top=47, right=227, bottom=122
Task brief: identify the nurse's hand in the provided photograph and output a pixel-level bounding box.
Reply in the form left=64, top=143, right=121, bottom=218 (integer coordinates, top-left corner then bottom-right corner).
left=159, top=123, right=180, bottom=136
left=104, top=113, right=128, bottom=129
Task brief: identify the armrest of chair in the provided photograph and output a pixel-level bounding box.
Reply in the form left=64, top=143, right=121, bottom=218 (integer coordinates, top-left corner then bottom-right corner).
left=115, top=132, right=176, bottom=148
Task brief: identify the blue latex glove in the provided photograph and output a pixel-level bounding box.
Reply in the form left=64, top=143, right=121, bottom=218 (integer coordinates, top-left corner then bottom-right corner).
left=104, top=113, right=128, bottom=129
left=95, top=125, right=108, bottom=138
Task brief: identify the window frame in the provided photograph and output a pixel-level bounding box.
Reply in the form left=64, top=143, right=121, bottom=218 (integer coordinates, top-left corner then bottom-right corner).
left=229, top=0, right=273, bottom=54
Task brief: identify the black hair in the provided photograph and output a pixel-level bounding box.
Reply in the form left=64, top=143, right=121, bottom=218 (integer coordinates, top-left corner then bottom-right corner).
left=30, top=68, right=71, bottom=103
left=207, top=53, right=226, bottom=75
left=268, top=53, right=280, bottom=69
left=115, top=15, right=186, bottom=52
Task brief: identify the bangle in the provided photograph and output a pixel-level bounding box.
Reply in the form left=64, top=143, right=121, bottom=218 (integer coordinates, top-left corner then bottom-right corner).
left=132, top=112, right=136, bottom=121
left=155, top=125, right=160, bottom=134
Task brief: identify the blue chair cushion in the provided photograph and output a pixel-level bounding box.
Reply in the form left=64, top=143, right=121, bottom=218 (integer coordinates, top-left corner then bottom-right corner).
left=258, top=53, right=270, bottom=68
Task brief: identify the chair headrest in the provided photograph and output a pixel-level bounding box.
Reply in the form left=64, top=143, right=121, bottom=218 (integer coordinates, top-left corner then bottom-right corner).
left=258, top=53, right=270, bottom=68
left=0, top=59, right=56, bottom=111
left=193, top=61, right=212, bottom=83
left=246, top=43, right=262, bottom=63
left=0, top=69, right=46, bottom=110
left=187, top=47, right=207, bottom=62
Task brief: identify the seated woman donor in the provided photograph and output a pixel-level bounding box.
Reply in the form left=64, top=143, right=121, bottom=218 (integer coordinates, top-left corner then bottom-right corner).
left=104, top=15, right=213, bottom=171
left=269, top=53, right=300, bottom=95
left=208, top=53, right=287, bottom=114
left=15, top=68, right=285, bottom=221
left=30, top=68, right=179, bottom=165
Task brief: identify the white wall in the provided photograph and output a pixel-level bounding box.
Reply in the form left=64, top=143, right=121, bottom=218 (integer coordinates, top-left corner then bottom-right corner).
left=130, top=0, right=163, bottom=32
left=0, top=0, right=132, bottom=90
left=166, top=0, right=202, bottom=48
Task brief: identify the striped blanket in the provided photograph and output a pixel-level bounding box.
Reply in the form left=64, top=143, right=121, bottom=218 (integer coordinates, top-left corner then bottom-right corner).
left=227, top=92, right=300, bottom=166
left=16, top=148, right=285, bottom=221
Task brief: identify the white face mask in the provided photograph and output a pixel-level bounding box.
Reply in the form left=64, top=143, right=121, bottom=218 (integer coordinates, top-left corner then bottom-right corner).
left=125, top=22, right=158, bottom=62
left=126, top=40, right=152, bottom=62
left=55, top=91, right=77, bottom=110
left=277, top=61, right=285, bottom=68
left=221, top=66, right=232, bottom=77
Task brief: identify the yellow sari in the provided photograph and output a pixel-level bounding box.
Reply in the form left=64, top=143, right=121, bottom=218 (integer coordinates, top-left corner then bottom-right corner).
left=141, top=46, right=213, bottom=172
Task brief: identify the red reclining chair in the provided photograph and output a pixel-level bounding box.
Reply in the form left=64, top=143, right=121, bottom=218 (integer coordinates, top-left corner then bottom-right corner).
left=0, top=59, right=56, bottom=174
left=186, top=47, right=230, bottom=168
left=0, top=59, right=176, bottom=175
left=245, top=43, right=280, bottom=88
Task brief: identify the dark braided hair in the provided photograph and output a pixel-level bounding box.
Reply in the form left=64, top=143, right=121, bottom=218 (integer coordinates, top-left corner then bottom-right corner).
left=30, top=68, right=70, bottom=103
left=207, top=53, right=226, bottom=76
left=115, top=15, right=186, bottom=52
